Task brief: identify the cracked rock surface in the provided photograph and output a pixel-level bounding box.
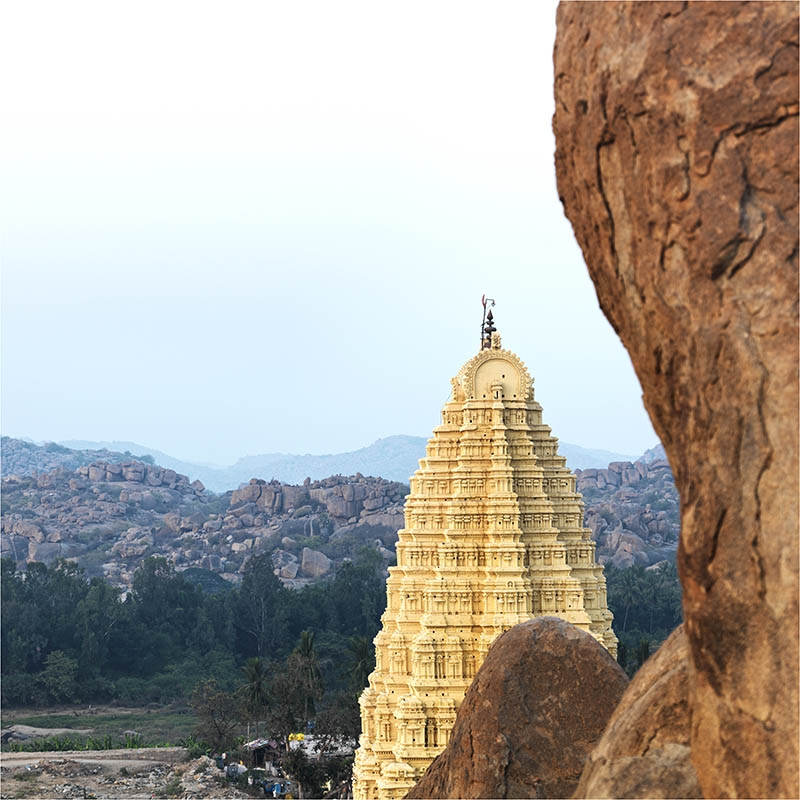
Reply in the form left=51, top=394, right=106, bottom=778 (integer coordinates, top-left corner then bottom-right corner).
left=575, top=625, right=701, bottom=799
left=405, top=618, right=628, bottom=799
left=553, top=2, right=799, bottom=797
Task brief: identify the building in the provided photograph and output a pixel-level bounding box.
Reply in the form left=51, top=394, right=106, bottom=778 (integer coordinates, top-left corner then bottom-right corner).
left=352, top=321, right=617, bottom=799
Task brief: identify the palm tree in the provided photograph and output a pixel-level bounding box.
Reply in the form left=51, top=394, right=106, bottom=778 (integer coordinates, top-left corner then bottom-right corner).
left=347, top=635, right=374, bottom=693
left=291, top=631, right=324, bottom=724
left=617, top=567, right=641, bottom=632
left=242, top=657, right=269, bottom=737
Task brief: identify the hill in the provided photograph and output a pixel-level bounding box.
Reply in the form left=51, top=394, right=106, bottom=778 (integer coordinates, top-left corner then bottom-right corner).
left=2, top=436, right=638, bottom=491
left=2, top=441, right=676, bottom=588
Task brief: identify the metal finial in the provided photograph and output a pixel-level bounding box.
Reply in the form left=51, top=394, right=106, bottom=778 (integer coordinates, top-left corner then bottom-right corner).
left=480, top=295, right=495, bottom=349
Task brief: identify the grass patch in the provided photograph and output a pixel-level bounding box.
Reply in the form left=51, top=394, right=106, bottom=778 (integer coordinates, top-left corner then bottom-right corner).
left=2, top=707, right=197, bottom=749
left=156, top=777, right=183, bottom=797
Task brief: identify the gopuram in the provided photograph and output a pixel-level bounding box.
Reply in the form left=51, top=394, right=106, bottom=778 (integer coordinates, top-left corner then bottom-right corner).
left=352, top=305, right=617, bottom=799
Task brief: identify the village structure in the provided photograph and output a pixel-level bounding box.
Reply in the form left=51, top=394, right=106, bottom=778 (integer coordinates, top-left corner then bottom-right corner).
left=352, top=312, right=618, bottom=799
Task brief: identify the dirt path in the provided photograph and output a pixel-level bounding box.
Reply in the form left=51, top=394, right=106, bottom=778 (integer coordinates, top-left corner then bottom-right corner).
left=1, top=746, right=186, bottom=768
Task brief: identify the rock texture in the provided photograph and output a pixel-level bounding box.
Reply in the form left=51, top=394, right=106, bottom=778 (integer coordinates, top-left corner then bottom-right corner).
left=577, top=454, right=679, bottom=566
left=405, top=618, right=628, bottom=799
left=554, top=3, right=799, bottom=797
left=575, top=625, right=700, bottom=799
left=1, top=460, right=406, bottom=589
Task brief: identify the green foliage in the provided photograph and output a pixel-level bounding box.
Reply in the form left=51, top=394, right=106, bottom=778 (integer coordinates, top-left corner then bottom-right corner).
left=40, top=651, right=79, bottom=703
left=605, top=561, right=682, bottom=675
left=241, top=657, right=269, bottom=737
left=283, top=747, right=328, bottom=799
left=181, top=734, right=210, bottom=759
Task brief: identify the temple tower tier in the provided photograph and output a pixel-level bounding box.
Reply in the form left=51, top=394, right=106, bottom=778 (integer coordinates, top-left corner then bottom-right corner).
left=353, top=328, right=617, bottom=800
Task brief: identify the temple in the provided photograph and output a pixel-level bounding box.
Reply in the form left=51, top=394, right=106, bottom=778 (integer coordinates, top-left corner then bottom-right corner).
left=352, top=316, right=617, bottom=799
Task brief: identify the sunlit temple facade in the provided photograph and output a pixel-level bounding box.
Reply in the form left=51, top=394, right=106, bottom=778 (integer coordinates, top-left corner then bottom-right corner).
left=352, top=318, right=617, bottom=799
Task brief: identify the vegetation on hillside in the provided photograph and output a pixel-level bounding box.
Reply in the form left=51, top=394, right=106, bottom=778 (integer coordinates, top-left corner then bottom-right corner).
left=1, top=549, right=384, bottom=710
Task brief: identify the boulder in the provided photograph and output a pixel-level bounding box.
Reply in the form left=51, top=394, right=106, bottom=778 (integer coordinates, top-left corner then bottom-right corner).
left=163, top=513, right=181, bottom=533
left=300, top=547, right=332, bottom=579
left=553, top=3, right=799, bottom=795
left=575, top=626, right=700, bottom=799
left=14, top=521, right=43, bottom=541
left=122, top=463, right=145, bottom=482
left=280, top=561, right=299, bottom=579
left=139, top=491, right=157, bottom=510
left=406, top=618, right=628, bottom=799
left=87, top=464, right=106, bottom=482
left=27, top=541, right=62, bottom=563
left=230, top=483, right=261, bottom=509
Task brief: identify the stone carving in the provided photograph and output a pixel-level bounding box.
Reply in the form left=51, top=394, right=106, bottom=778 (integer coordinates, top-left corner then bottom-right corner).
left=352, top=338, right=617, bottom=799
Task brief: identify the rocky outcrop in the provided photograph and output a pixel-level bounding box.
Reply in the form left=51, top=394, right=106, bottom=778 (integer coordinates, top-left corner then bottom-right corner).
left=1, top=460, right=407, bottom=590
left=0, top=436, right=139, bottom=477
left=406, top=618, right=628, bottom=799
left=554, top=3, right=799, bottom=797
left=577, top=456, right=679, bottom=566
left=575, top=625, right=700, bottom=799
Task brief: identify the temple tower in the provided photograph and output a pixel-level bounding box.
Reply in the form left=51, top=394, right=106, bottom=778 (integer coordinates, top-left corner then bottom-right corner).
left=352, top=323, right=617, bottom=800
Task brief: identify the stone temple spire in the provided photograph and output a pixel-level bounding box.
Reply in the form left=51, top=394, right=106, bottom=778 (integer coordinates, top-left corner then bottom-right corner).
left=352, top=329, right=617, bottom=800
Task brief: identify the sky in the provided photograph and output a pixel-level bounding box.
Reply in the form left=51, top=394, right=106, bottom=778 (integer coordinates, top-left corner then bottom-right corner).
left=1, top=1, right=659, bottom=466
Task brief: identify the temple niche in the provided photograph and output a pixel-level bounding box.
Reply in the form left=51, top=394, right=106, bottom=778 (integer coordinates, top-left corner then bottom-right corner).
left=352, top=324, right=617, bottom=799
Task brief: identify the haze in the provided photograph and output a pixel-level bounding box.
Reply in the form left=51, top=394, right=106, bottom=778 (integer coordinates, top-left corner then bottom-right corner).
left=1, top=1, right=658, bottom=466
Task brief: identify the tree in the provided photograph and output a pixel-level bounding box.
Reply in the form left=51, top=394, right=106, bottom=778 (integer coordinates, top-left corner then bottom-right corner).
left=636, top=638, right=651, bottom=668
left=346, top=635, right=374, bottom=693
left=291, top=631, right=324, bottom=722
left=241, top=657, right=269, bottom=737
left=265, top=669, right=305, bottom=749
left=314, top=691, right=361, bottom=750
left=234, top=554, right=289, bottom=659
left=40, top=651, right=79, bottom=703
left=190, top=679, right=243, bottom=753
left=76, top=579, right=123, bottom=676
left=283, top=747, right=327, bottom=800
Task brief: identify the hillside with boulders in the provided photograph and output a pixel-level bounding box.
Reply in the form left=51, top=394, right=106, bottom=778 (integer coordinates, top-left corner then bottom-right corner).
left=1, top=441, right=678, bottom=589
left=1, top=457, right=406, bottom=590
left=1, top=436, right=156, bottom=476
left=577, top=451, right=679, bottom=568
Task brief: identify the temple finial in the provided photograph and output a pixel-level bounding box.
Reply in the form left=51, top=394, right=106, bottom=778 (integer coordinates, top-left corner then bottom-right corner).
left=480, top=295, right=496, bottom=349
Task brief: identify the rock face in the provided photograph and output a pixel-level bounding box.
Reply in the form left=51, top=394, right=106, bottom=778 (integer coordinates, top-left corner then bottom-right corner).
left=1, top=458, right=406, bottom=590
left=577, top=455, right=679, bottom=566
left=575, top=625, right=700, bottom=799
left=406, top=618, right=628, bottom=799
left=553, top=3, right=799, bottom=797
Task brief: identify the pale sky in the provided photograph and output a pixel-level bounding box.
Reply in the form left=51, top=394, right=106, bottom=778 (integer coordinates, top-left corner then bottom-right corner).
left=1, top=1, right=659, bottom=466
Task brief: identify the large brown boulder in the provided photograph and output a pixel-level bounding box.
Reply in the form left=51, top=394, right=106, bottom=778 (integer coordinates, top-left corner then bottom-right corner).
left=575, top=625, right=701, bottom=799
left=553, top=3, right=799, bottom=797
left=406, top=618, right=628, bottom=799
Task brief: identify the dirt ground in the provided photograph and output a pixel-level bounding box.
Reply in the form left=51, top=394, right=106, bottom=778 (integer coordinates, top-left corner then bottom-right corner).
left=0, top=749, right=251, bottom=799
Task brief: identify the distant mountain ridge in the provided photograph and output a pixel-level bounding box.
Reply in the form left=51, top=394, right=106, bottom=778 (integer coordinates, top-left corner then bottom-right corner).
left=3, top=435, right=640, bottom=493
